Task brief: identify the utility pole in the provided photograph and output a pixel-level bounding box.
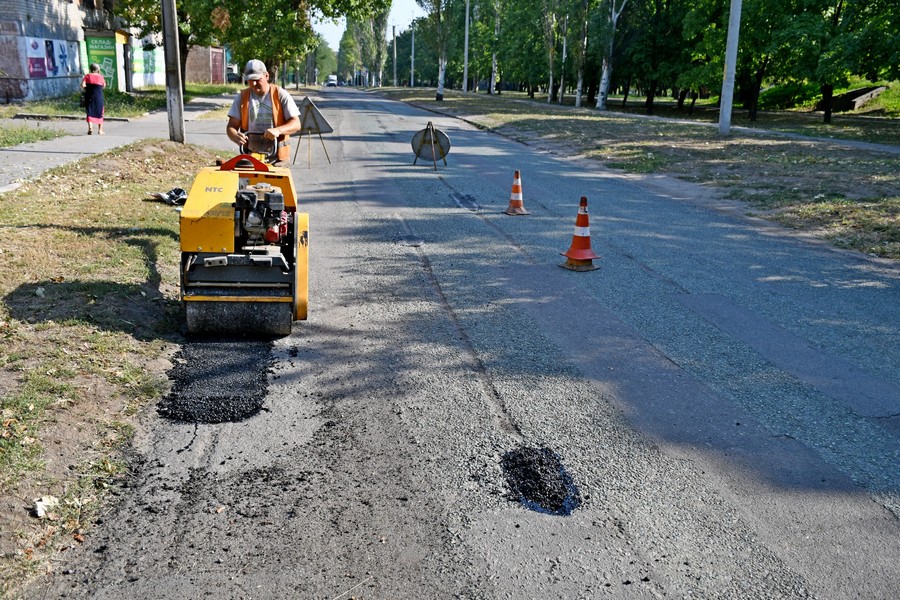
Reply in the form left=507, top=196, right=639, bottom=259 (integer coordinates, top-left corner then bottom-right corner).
left=463, top=0, right=470, bottom=92
left=410, top=22, right=415, bottom=88
left=160, top=0, right=184, bottom=142
left=719, top=0, right=742, bottom=135
left=393, top=25, right=398, bottom=87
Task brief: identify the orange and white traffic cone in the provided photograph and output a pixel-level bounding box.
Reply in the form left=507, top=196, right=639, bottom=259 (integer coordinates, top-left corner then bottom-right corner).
left=504, top=170, right=529, bottom=215
left=560, top=196, right=600, bottom=271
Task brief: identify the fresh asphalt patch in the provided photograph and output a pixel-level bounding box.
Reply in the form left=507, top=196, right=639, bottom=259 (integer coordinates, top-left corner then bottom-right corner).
left=158, top=336, right=274, bottom=423
left=502, top=446, right=582, bottom=516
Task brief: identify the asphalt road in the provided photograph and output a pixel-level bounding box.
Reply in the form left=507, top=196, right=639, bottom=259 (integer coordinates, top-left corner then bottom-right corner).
left=23, top=88, right=900, bottom=599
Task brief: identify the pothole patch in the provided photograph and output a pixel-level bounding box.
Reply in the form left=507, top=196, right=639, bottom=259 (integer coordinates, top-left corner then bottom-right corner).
left=158, top=336, right=273, bottom=423
left=501, top=446, right=581, bottom=516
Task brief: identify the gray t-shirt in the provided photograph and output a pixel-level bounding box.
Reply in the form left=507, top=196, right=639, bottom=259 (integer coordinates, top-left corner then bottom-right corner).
left=228, top=86, right=300, bottom=146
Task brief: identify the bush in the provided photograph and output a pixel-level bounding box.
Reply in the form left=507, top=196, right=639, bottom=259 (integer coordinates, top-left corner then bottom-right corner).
left=758, top=82, right=821, bottom=110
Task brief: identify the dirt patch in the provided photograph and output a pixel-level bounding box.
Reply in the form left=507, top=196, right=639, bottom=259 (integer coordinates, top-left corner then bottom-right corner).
left=0, top=371, right=131, bottom=554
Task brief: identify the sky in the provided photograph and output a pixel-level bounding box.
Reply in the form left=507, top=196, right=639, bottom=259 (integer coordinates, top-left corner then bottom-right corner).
left=312, top=0, right=427, bottom=51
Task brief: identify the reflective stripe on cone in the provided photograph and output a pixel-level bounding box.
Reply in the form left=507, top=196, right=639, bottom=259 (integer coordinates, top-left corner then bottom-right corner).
left=504, top=169, right=530, bottom=215
left=560, top=196, right=600, bottom=271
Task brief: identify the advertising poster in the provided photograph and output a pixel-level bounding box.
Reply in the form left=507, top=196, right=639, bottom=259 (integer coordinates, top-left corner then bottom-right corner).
left=44, top=40, right=59, bottom=76
left=85, top=36, right=117, bottom=90
left=25, top=37, right=46, bottom=78
left=50, top=40, right=80, bottom=76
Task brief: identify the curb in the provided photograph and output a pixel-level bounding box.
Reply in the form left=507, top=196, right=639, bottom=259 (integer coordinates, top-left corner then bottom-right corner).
left=13, top=113, right=132, bottom=122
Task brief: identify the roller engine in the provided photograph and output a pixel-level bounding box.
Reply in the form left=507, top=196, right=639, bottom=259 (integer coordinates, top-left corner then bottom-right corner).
left=237, top=183, right=288, bottom=245
left=179, top=152, right=309, bottom=337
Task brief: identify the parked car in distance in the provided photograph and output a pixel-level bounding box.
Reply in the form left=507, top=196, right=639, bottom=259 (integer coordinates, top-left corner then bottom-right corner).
left=326, top=75, right=338, bottom=87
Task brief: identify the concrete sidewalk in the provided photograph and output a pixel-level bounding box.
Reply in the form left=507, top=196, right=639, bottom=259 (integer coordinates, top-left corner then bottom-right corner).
left=0, top=96, right=236, bottom=193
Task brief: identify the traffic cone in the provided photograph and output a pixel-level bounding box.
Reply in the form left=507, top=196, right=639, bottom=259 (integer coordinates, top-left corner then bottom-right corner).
left=504, top=170, right=529, bottom=215
left=560, top=196, right=600, bottom=271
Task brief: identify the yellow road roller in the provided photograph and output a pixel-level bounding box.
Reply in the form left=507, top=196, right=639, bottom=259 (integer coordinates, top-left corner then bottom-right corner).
left=179, top=151, right=308, bottom=336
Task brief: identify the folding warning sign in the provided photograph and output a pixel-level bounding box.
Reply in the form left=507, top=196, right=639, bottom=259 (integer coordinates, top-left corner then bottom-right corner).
left=292, top=97, right=333, bottom=166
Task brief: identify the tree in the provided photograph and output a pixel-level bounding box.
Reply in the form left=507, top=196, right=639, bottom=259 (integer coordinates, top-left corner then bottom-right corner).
left=491, top=0, right=503, bottom=94
left=316, top=37, right=338, bottom=79
left=372, top=8, right=391, bottom=86
left=766, top=0, right=849, bottom=124
left=116, top=0, right=390, bottom=85
left=223, top=2, right=315, bottom=76
left=418, top=0, right=451, bottom=99
left=469, top=0, right=500, bottom=93
left=595, top=0, right=627, bottom=109
left=627, top=0, right=690, bottom=114
left=498, top=0, right=546, bottom=96
left=347, top=16, right=376, bottom=85
left=338, top=28, right=362, bottom=83
left=541, top=0, right=560, bottom=103
left=819, top=0, right=900, bottom=117
left=557, top=6, right=569, bottom=102
left=840, top=0, right=900, bottom=81
left=571, top=0, right=596, bottom=107
left=678, top=0, right=725, bottom=112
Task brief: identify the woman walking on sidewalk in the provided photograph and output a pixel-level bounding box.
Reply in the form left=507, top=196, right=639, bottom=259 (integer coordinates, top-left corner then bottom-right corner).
left=81, top=63, right=106, bottom=135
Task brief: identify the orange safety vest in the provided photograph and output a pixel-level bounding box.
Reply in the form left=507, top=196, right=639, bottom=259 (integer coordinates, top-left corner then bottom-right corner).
left=239, top=84, right=291, bottom=161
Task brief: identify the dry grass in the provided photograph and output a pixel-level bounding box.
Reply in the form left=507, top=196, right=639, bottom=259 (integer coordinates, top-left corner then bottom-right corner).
left=377, top=87, right=900, bottom=258
left=0, top=140, right=229, bottom=594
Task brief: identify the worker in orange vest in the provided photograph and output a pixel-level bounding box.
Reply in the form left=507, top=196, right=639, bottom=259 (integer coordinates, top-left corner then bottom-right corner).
left=226, top=59, right=301, bottom=165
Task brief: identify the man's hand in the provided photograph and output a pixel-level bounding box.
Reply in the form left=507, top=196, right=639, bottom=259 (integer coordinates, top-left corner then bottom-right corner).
left=226, top=116, right=248, bottom=147
left=263, top=127, right=281, bottom=141
left=233, top=130, right=249, bottom=146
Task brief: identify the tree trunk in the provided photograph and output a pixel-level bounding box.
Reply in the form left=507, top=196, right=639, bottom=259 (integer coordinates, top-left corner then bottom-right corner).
left=542, top=4, right=557, bottom=104
left=306, top=52, right=316, bottom=85
left=747, top=78, right=760, bottom=121
left=490, top=6, right=500, bottom=95
left=677, top=88, right=688, bottom=110
left=547, top=66, right=554, bottom=103
left=748, top=58, right=768, bottom=122
left=596, top=56, right=611, bottom=109
left=645, top=80, right=657, bottom=114
left=821, top=83, right=833, bottom=123
left=178, top=38, right=189, bottom=94
left=436, top=56, right=446, bottom=100
left=558, top=13, right=568, bottom=104
left=574, top=2, right=588, bottom=108
left=621, top=75, right=631, bottom=106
